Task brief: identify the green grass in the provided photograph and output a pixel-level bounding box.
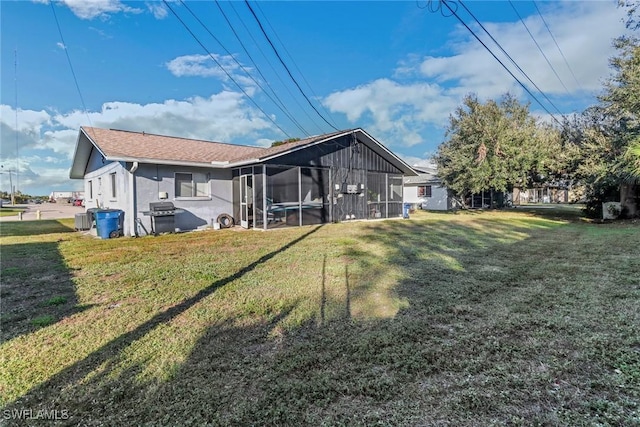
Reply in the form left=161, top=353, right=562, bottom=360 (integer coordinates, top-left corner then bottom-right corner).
left=45, top=296, right=68, bottom=306
left=0, top=208, right=26, bottom=217
left=0, top=211, right=638, bottom=426
left=30, top=315, right=55, bottom=328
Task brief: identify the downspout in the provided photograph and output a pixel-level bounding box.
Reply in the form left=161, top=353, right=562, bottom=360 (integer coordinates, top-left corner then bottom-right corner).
left=129, top=162, right=139, bottom=237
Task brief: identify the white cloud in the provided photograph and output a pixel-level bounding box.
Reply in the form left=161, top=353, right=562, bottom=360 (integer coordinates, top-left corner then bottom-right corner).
left=418, top=1, right=627, bottom=96
left=166, top=54, right=256, bottom=90
left=57, top=0, right=143, bottom=20
left=400, top=156, right=437, bottom=169
left=323, top=1, right=627, bottom=152
left=166, top=54, right=235, bottom=78
left=324, top=78, right=456, bottom=147
left=255, top=138, right=274, bottom=148
left=146, top=2, right=168, bottom=19
left=0, top=88, right=280, bottom=195
left=54, top=91, right=273, bottom=143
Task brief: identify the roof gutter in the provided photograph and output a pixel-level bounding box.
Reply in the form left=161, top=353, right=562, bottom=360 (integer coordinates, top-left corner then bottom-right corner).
left=105, top=156, right=219, bottom=169
left=224, top=158, right=261, bottom=168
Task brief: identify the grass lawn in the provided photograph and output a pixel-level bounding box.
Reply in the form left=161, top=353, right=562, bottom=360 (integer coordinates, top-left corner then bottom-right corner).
left=0, top=208, right=26, bottom=217
left=0, top=210, right=638, bottom=426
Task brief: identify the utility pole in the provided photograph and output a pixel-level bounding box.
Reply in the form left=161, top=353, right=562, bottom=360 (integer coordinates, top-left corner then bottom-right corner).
left=1, top=166, right=16, bottom=205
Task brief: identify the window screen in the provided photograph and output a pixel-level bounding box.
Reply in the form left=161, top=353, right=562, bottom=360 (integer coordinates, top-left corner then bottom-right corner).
left=110, top=173, right=117, bottom=198
left=176, top=172, right=209, bottom=197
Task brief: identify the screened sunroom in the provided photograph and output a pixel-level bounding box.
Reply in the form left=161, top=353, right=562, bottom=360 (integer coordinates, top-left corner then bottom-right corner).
left=229, top=129, right=415, bottom=230
left=232, top=165, right=405, bottom=230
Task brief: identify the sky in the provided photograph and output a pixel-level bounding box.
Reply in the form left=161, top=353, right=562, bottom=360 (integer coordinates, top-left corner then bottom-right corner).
left=0, top=0, right=630, bottom=196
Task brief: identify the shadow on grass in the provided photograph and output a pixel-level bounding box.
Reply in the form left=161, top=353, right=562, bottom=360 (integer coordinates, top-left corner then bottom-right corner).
left=0, top=219, right=76, bottom=237
left=3, top=225, right=323, bottom=422
left=0, top=241, right=92, bottom=344
left=4, top=214, right=639, bottom=426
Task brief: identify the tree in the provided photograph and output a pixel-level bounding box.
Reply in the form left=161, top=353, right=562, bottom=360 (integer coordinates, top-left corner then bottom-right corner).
left=271, top=137, right=301, bottom=148
left=626, top=140, right=640, bottom=178
left=573, top=36, right=640, bottom=217
left=435, top=93, right=559, bottom=205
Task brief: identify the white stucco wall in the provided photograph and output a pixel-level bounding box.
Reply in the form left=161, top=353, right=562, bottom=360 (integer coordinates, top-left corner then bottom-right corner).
left=83, top=159, right=132, bottom=235
left=404, top=183, right=450, bottom=211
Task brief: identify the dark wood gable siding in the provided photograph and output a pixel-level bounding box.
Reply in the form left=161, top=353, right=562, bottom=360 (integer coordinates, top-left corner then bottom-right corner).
left=264, top=135, right=402, bottom=174
left=260, top=135, right=403, bottom=221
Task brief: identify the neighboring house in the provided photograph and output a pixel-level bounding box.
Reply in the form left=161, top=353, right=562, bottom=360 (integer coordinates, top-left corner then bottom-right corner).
left=69, top=127, right=417, bottom=236
left=513, top=183, right=570, bottom=205
left=403, top=165, right=452, bottom=211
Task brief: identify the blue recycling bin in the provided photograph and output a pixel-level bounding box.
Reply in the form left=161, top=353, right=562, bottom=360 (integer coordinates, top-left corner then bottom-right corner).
left=403, top=203, right=411, bottom=219
left=94, top=209, right=124, bottom=239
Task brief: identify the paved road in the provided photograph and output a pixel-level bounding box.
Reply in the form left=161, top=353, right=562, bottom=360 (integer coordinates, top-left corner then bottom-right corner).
left=0, top=203, right=85, bottom=222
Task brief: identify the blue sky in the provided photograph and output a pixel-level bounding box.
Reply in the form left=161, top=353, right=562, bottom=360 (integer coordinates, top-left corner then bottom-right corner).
left=0, top=0, right=629, bottom=196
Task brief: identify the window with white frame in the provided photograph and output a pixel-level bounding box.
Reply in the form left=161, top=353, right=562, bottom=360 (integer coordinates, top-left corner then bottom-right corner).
left=110, top=173, right=117, bottom=199
left=175, top=172, right=209, bottom=198
left=418, top=185, right=432, bottom=197
left=88, top=180, right=93, bottom=199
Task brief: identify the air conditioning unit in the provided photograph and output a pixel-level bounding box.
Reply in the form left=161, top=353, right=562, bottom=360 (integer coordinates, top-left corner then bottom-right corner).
left=75, top=212, right=91, bottom=230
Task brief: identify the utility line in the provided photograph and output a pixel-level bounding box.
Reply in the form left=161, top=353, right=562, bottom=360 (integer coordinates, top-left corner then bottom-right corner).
left=508, top=0, right=570, bottom=95
left=178, top=0, right=309, bottom=136
left=227, top=1, right=326, bottom=134
left=457, top=0, right=563, bottom=117
left=244, top=0, right=339, bottom=131
left=448, top=0, right=563, bottom=125
left=14, top=49, right=19, bottom=193
left=211, top=0, right=311, bottom=136
left=163, top=0, right=291, bottom=138
left=50, top=1, right=96, bottom=137
left=253, top=1, right=339, bottom=129
left=533, top=1, right=583, bottom=91
left=457, top=0, right=562, bottom=116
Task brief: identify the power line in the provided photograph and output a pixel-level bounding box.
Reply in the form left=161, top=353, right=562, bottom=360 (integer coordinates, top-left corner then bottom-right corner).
left=14, top=49, right=19, bottom=193
left=456, top=0, right=563, bottom=117
left=446, top=0, right=563, bottom=125
left=50, top=1, right=96, bottom=136
left=457, top=1, right=564, bottom=117
left=178, top=0, right=309, bottom=136
left=226, top=1, right=326, bottom=134
left=508, top=0, right=570, bottom=95
left=211, top=0, right=311, bottom=136
left=163, top=0, right=291, bottom=138
left=533, top=1, right=583, bottom=92
left=244, top=0, right=339, bottom=131
left=253, top=1, right=339, bottom=129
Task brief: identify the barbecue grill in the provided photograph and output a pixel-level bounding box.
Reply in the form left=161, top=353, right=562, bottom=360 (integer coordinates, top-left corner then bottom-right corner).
left=146, top=201, right=178, bottom=235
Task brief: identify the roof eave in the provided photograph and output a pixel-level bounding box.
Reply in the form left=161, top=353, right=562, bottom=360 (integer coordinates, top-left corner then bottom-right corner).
left=106, top=156, right=224, bottom=169
left=230, top=128, right=419, bottom=176
left=69, top=127, right=108, bottom=179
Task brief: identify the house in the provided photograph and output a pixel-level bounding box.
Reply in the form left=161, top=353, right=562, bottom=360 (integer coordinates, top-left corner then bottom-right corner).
left=403, top=165, right=452, bottom=210
left=69, top=127, right=417, bottom=236
left=513, top=182, right=570, bottom=205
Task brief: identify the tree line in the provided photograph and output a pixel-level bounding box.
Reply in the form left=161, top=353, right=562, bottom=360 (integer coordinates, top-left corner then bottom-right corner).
left=434, top=4, right=640, bottom=218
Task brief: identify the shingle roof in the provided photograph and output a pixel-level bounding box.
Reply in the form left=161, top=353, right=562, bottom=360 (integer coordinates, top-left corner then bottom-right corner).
left=81, top=127, right=265, bottom=164
left=230, top=129, right=353, bottom=163
left=70, top=126, right=417, bottom=179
